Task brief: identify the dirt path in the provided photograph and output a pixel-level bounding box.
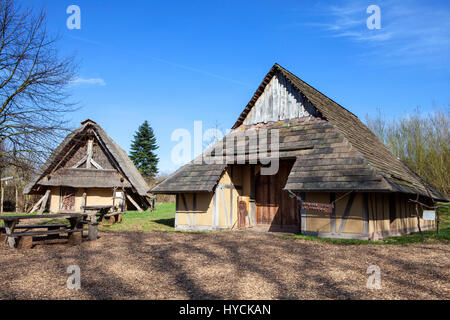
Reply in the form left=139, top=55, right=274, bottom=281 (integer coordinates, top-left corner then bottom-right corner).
left=0, top=230, right=448, bottom=299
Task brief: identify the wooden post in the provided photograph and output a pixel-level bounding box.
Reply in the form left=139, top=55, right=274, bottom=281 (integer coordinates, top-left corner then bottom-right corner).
left=4, top=220, right=17, bottom=248
left=436, top=207, right=440, bottom=235
left=415, top=194, right=423, bottom=238
left=1, top=181, right=3, bottom=214
left=86, top=139, right=93, bottom=169
left=30, top=193, right=46, bottom=213
left=80, top=192, right=87, bottom=212
left=88, top=223, right=98, bottom=240
left=38, top=189, right=51, bottom=215
left=15, top=185, right=18, bottom=213
left=16, top=236, right=33, bottom=249
left=67, top=217, right=82, bottom=245
left=126, top=194, right=143, bottom=212
left=112, top=188, right=116, bottom=211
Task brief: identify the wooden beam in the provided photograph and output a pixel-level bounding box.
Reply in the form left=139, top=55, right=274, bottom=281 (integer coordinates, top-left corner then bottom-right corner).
left=86, top=139, right=93, bottom=169
left=330, top=192, right=336, bottom=233
left=363, top=193, right=369, bottom=235
left=180, top=194, right=191, bottom=225
left=337, top=193, right=356, bottom=233
left=38, top=190, right=51, bottom=215
left=15, top=185, right=18, bottom=213
left=29, top=193, right=46, bottom=213
left=126, top=194, right=143, bottom=212
left=4, top=220, right=18, bottom=248
left=1, top=181, right=4, bottom=214
left=72, top=155, right=87, bottom=168
left=80, top=192, right=87, bottom=212
left=90, top=158, right=103, bottom=169
left=52, top=143, right=79, bottom=173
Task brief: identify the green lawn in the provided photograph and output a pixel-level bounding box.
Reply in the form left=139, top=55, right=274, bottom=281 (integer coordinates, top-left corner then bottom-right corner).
left=0, top=203, right=176, bottom=231
left=284, top=202, right=450, bottom=245
left=99, top=202, right=176, bottom=232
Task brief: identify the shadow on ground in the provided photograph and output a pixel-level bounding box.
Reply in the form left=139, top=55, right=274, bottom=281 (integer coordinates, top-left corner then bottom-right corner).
left=0, top=230, right=448, bottom=299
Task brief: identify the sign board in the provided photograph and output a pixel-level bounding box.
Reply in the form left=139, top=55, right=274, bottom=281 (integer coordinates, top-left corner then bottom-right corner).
left=301, top=201, right=334, bottom=214
left=423, top=210, right=435, bottom=221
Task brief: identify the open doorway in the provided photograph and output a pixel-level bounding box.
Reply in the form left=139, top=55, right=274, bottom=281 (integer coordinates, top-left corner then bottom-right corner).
left=255, top=160, right=299, bottom=232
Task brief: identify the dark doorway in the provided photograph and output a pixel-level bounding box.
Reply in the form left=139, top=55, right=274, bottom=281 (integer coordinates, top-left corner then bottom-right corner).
left=255, top=160, right=299, bottom=231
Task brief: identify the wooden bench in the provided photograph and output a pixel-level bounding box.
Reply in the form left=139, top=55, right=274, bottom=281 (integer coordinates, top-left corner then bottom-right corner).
left=0, top=213, right=87, bottom=249
left=1, top=209, right=112, bottom=249
left=8, top=228, right=85, bottom=249
left=14, top=224, right=68, bottom=230
left=102, top=211, right=124, bottom=224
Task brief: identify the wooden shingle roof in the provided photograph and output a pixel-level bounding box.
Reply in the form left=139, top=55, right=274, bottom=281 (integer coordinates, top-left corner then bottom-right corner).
left=151, top=160, right=226, bottom=194
left=153, top=64, right=446, bottom=200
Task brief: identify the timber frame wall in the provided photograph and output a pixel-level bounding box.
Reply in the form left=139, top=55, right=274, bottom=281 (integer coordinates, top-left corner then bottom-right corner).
left=301, top=192, right=434, bottom=240
left=174, top=167, right=435, bottom=239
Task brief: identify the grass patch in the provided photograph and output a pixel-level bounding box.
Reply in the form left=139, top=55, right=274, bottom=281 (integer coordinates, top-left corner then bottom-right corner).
left=284, top=204, right=450, bottom=245
left=100, top=202, right=176, bottom=232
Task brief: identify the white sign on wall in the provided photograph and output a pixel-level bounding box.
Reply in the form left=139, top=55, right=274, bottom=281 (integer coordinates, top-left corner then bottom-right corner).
left=423, top=210, right=435, bottom=221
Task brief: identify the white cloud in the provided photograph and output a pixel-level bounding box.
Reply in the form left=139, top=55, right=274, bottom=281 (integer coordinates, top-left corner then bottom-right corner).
left=302, top=0, right=450, bottom=67
left=70, top=77, right=106, bottom=86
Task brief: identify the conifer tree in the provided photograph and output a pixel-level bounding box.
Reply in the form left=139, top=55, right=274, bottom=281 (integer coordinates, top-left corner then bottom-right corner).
left=129, top=121, right=159, bottom=178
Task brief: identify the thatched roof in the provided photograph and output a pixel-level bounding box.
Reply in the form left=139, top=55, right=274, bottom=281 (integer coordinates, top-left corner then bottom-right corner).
left=152, top=64, right=447, bottom=201
left=24, top=119, right=150, bottom=196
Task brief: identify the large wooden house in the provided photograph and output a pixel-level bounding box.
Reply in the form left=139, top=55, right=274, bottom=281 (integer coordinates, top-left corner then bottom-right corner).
left=152, top=64, right=447, bottom=239
left=24, top=119, right=151, bottom=213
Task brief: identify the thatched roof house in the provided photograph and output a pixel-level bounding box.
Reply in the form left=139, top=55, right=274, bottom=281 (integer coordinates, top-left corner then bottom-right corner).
left=24, top=119, right=151, bottom=213
left=152, top=64, right=446, bottom=239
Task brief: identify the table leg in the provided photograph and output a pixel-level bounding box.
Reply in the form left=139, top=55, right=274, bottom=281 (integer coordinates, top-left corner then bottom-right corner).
left=88, top=222, right=98, bottom=240
left=0, top=227, right=5, bottom=242
left=67, top=217, right=82, bottom=245
left=88, top=213, right=98, bottom=240
left=4, top=220, right=17, bottom=248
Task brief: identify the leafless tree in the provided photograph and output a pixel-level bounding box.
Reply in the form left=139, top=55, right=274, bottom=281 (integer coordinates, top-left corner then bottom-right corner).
left=366, top=107, right=450, bottom=196
left=0, top=0, right=78, bottom=168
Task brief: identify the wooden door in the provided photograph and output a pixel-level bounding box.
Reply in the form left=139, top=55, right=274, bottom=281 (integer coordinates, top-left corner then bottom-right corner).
left=60, top=187, right=77, bottom=212
left=255, top=161, right=298, bottom=228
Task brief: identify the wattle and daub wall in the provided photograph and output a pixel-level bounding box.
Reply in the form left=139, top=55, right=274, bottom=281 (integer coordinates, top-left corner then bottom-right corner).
left=175, top=166, right=434, bottom=239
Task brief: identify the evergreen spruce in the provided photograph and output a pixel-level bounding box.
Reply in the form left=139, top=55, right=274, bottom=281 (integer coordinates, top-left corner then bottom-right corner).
left=129, top=121, right=159, bottom=178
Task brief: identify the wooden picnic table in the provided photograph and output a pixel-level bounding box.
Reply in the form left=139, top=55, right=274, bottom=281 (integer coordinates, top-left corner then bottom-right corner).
left=0, top=213, right=87, bottom=249
left=0, top=207, right=116, bottom=249
left=82, top=205, right=123, bottom=224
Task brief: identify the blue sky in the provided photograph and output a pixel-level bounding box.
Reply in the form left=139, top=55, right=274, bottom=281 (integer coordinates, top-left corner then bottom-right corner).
left=22, top=0, right=450, bottom=174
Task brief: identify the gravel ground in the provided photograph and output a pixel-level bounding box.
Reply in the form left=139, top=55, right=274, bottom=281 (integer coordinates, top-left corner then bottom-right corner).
left=0, top=230, right=448, bottom=300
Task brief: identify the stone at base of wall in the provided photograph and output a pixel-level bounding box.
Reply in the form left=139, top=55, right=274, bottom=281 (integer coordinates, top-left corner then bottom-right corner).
left=175, top=223, right=436, bottom=240
left=372, top=224, right=435, bottom=239
left=304, top=224, right=435, bottom=241
left=175, top=225, right=228, bottom=232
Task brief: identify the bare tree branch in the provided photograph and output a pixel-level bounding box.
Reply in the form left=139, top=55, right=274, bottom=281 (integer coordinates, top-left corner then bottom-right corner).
left=0, top=0, right=78, bottom=169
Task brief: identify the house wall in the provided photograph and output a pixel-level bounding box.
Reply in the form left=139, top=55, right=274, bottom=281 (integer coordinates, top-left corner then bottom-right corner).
left=302, top=191, right=434, bottom=239
left=48, top=186, right=116, bottom=213
left=175, top=168, right=242, bottom=231
left=174, top=168, right=435, bottom=239
left=367, top=193, right=434, bottom=238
